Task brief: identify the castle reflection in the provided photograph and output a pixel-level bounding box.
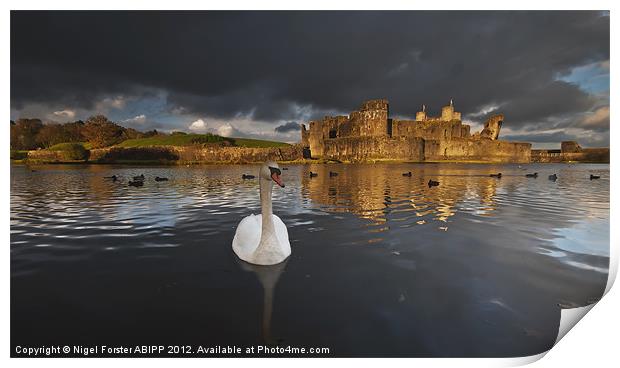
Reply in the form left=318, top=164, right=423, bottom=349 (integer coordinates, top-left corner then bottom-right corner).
left=301, top=163, right=502, bottom=227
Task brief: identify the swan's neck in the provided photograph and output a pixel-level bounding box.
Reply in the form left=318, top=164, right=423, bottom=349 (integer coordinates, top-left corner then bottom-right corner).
left=258, top=177, right=277, bottom=248
left=260, top=177, right=273, bottom=219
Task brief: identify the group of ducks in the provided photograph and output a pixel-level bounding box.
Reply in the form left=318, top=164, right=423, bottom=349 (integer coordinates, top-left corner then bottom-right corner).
left=523, top=172, right=600, bottom=181
left=104, top=174, right=169, bottom=187
left=303, top=170, right=603, bottom=187
left=402, top=172, right=439, bottom=186
left=121, top=168, right=602, bottom=188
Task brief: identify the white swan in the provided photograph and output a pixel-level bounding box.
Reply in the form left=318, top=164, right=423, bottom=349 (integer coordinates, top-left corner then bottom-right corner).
left=232, top=161, right=291, bottom=265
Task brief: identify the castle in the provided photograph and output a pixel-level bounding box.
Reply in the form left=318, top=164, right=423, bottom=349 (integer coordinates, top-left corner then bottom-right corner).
left=300, top=99, right=531, bottom=163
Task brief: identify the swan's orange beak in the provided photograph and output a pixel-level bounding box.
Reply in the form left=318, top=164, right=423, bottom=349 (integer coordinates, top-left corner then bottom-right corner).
left=271, top=172, right=285, bottom=187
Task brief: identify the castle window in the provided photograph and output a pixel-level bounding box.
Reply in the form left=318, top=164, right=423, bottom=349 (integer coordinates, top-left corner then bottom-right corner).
left=329, top=129, right=337, bottom=139
left=444, top=130, right=447, bottom=139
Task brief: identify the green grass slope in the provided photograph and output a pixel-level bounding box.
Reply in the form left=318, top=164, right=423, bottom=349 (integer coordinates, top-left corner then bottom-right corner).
left=116, top=133, right=290, bottom=148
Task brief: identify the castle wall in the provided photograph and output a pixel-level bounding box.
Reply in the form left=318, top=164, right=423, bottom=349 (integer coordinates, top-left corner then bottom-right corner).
left=308, top=120, right=325, bottom=156
left=476, top=114, right=504, bottom=140
left=562, top=149, right=610, bottom=163
left=322, top=136, right=425, bottom=162
left=461, top=124, right=471, bottom=137
left=561, top=141, right=582, bottom=153
left=93, top=145, right=304, bottom=163
left=531, top=148, right=609, bottom=163
left=530, top=149, right=561, bottom=163
left=424, top=137, right=531, bottom=163
left=392, top=119, right=466, bottom=140
left=29, top=145, right=306, bottom=164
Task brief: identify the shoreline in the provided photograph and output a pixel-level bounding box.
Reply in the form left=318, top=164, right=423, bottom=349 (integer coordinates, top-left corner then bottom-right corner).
left=10, top=159, right=609, bottom=166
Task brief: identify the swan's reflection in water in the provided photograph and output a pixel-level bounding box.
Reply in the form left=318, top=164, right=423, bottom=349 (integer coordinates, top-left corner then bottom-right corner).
left=236, top=257, right=288, bottom=345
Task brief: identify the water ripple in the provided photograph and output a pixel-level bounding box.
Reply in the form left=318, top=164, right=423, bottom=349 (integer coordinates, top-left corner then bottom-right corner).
left=11, top=163, right=609, bottom=276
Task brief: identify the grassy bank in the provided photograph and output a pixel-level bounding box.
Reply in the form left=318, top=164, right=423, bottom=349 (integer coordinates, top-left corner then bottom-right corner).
left=10, top=150, right=29, bottom=160
left=116, top=134, right=290, bottom=148
left=12, top=134, right=294, bottom=164
left=230, top=137, right=290, bottom=148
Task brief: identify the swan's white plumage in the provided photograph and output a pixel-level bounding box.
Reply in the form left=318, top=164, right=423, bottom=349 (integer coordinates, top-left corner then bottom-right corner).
left=232, top=214, right=290, bottom=265
left=232, top=161, right=291, bottom=265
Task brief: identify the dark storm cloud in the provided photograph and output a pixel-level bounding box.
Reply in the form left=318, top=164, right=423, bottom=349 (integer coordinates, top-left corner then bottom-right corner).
left=274, top=121, right=300, bottom=133
left=489, top=81, right=597, bottom=124
left=11, top=11, right=609, bottom=143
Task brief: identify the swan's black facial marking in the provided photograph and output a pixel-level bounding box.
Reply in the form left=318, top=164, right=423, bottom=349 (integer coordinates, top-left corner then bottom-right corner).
left=269, top=167, right=281, bottom=176
left=269, top=166, right=284, bottom=187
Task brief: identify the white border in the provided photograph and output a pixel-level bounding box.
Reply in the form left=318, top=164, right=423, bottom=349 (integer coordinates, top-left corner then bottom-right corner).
left=2, top=1, right=617, bottom=367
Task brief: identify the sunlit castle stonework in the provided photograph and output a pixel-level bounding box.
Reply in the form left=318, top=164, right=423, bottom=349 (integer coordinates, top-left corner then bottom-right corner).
left=301, top=99, right=531, bottom=163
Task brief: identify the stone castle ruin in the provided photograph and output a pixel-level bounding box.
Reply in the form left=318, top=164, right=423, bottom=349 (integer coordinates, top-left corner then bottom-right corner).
left=531, top=140, right=610, bottom=163
left=300, top=99, right=531, bottom=163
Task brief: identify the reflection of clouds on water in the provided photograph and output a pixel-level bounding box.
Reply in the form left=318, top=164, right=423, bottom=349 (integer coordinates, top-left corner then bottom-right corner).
left=551, top=220, right=609, bottom=257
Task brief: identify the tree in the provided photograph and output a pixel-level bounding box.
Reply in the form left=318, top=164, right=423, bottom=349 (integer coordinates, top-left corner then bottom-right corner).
left=81, top=115, right=125, bottom=148
left=10, top=118, right=43, bottom=150
left=121, top=127, right=144, bottom=141
left=62, top=120, right=86, bottom=143
left=143, top=129, right=159, bottom=137
left=36, top=123, right=70, bottom=148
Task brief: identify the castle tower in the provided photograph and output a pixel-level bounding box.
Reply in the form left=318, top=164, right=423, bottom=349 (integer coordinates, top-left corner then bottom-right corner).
left=415, top=104, right=427, bottom=122
left=441, top=99, right=455, bottom=121
left=451, top=99, right=462, bottom=120
left=355, top=99, right=389, bottom=137
left=300, top=124, right=309, bottom=147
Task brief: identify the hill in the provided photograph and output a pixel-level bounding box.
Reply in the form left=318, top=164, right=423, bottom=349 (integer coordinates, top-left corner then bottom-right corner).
left=115, top=133, right=290, bottom=148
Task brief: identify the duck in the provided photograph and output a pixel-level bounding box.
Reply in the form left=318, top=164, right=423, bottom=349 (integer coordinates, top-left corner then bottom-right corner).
left=548, top=174, right=558, bottom=181
left=525, top=172, right=538, bottom=178
left=128, top=180, right=144, bottom=187
left=104, top=175, right=118, bottom=182
left=402, top=172, right=412, bottom=177
left=590, top=174, right=600, bottom=180
left=309, top=172, right=318, bottom=178
left=232, top=161, right=291, bottom=266
left=132, top=174, right=145, bottom=181
left=490, top=173, right=502, bottom=178
left=428, top=179, right=440, bottom=187
left=242, top=174, right=256, bottom=179
left=155, top=176, right=169, bottom=182
left=329, top=171, right=338, bottom=177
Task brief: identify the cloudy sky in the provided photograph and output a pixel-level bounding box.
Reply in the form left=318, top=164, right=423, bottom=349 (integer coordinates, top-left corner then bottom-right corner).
left=11, top=11, right=609, bottom=148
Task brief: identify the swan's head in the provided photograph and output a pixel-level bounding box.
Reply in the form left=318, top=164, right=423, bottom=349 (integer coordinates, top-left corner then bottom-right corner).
left=261, top=161, right=284, bottom=188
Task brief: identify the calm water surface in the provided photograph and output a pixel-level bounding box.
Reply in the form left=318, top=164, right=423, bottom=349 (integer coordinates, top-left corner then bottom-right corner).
left=11, top=163, right=609, bottom=357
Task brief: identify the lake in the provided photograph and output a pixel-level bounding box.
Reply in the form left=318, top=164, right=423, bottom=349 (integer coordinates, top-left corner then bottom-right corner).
left=10, top=162, right=609, bottom=357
